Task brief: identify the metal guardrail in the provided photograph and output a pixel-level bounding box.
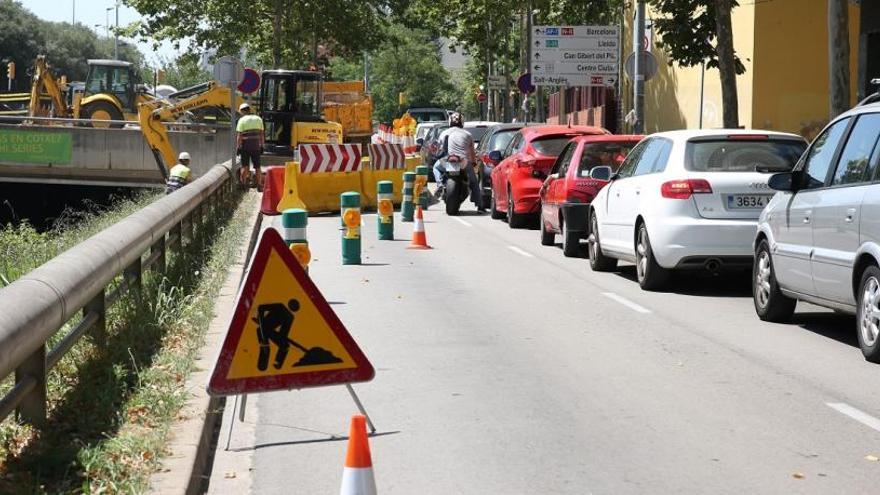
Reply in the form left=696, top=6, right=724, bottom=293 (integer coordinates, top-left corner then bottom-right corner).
left=0, top=160, right=237, bottom=424
left=0, top=114, right=231, bottom=131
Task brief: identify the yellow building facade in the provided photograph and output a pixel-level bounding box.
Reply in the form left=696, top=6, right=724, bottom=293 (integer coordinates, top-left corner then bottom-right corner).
left=624, top=0, right=861, bottom=138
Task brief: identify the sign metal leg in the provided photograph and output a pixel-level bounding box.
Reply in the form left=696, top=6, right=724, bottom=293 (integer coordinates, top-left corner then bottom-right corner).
left=346, top=384, right=376, bottom=434
left=224, top=394, right=239, bottom=451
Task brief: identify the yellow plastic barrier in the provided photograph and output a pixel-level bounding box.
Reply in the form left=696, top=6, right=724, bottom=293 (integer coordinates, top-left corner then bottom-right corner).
left=275, top=155, right=423, bottom=214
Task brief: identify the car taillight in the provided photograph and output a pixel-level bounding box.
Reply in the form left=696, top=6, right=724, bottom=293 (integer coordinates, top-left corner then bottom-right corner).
left=660, top=179, right=713, bottom=199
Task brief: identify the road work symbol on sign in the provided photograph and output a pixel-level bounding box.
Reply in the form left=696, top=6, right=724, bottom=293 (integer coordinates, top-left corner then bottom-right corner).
left=207, top=227, right=374, bottom=396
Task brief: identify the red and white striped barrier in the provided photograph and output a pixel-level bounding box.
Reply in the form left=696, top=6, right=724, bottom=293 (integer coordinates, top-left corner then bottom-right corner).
left=298, top=144, right=363, bottom=173
left=369, top=143, right=405, bottom=170
left=401, top=134, right=417, bottom=155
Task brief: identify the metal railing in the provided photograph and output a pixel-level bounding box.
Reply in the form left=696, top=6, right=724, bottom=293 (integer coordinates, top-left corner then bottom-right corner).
left=0, top=114, right=231, bottom=132
left=0, top=160, right=237, bottom=425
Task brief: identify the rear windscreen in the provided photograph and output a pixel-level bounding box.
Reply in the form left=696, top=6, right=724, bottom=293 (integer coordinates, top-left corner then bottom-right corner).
left=577, top=142, right=638, bottom=176
left=686, top=139, right=806, bottom=173
left=488, top=130, right=518, bottom=152
left=412, top=112, right=448, bottom=123
left=532, top=136, right=581, bottom=156
left=466, top=127, right=489, bottom=143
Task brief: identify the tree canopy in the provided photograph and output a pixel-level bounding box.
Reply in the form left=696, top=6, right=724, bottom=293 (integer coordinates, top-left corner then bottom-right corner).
left=0, top=0, right=143, bottom=90
left=124, top=0, right=394, bottom=69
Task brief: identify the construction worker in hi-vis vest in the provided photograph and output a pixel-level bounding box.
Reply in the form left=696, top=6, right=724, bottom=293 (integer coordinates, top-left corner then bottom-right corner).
left=166, top=151, right=193, bottom=194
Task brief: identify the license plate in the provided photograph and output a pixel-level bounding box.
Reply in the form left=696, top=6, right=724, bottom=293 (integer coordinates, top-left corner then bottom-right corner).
left=726, top=194, right=773, bottom=209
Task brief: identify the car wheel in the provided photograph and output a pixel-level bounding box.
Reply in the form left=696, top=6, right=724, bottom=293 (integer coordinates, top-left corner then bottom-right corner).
left=561, top=218, right=581, bottom=258
left=588, top=212, right=617, bottom=272
left=635, top=223, right=670, bottom=291
left=753, top=240, right=796, bottom=322
left=507, top=185, right=526, bottom=228
left=857, top=265, right=880, bottom=363
left=540, top=211, right=555, bottom=246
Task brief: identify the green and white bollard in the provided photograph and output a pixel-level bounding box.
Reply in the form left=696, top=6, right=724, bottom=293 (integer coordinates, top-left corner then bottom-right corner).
left=401, top=171, right=415, bottom=223
left=281, top=208, right=310, bottom=270
left=341, top=191, right=361, bottom=265
left=376, top=180, right=394, bottom=240
left=416, top=165, right=430, bottom=210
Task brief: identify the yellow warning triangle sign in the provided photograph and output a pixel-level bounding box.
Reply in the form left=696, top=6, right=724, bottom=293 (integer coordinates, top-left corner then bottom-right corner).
left=207, top=228, right=374, bottom=396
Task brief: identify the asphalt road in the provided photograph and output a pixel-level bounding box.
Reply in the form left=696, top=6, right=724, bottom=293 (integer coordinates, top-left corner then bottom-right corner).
left=208, top=200, right=880, bottom=494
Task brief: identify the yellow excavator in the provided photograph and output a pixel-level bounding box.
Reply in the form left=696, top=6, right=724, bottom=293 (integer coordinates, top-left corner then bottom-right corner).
left=28, top=55, right=155, bottom=127
left=138, top=80, right=243, bottom=177
left=258, top=70, right=343, bottom=154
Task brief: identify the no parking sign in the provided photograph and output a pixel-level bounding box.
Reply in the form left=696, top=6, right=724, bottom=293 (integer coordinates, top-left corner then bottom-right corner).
left=238, top=68, right=260, bottom=94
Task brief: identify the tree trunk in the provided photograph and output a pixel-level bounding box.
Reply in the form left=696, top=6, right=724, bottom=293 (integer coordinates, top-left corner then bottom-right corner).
left=271, top=0, right=283, bottom=68
left=828, top=0, right=850, bottom=118
left=713, top=0, right=739, bottom=128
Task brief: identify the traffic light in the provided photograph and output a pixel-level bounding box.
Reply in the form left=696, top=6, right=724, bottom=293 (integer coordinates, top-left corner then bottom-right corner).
left=6, top=61, right=14, bottom=81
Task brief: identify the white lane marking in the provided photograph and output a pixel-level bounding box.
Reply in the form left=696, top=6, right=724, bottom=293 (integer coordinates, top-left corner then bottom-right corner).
left=601, top=292, right=652, bottom=314
left=827, top=402, right=880, bottom=433
left=452, top=217, right=473, bottom=227
left=508, top=246, right=534, bottom=258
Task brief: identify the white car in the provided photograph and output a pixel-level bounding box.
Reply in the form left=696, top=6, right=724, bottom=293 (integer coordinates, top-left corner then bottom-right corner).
left=587, top=129, right=807, bottom=290
left=753, top=100, right=880, bottom=361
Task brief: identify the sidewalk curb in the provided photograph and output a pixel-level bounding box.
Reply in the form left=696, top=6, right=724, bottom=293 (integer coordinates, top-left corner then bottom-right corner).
left=149, top=192, right=263, bottom=495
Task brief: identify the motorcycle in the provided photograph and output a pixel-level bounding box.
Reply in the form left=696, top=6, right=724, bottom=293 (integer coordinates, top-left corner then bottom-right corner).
left=439, top=155, right=470, bottom=216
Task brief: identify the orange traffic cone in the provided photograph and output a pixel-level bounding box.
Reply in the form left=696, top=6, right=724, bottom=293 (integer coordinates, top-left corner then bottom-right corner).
left=407, top=205, right=432, bottom=250
left=340, top=415, right=377, bottom=495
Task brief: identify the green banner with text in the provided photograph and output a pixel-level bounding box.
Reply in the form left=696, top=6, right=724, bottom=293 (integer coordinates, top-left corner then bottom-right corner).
left=0, top=129, right=72, bottom=164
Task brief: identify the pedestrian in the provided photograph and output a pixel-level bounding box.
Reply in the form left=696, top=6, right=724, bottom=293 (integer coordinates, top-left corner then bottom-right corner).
left=165, top=151, right=193, bottom=194
left=236, top=102, right=265, bottom=191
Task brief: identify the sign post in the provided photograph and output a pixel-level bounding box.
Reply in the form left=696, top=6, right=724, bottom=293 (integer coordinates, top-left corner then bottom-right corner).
left=214, top=56, right=244, bottom=172
left=530, top=25, right=620, bottom=88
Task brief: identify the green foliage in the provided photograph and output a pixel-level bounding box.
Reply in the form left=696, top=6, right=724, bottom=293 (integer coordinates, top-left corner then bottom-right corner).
left=328, top=24, right=458, bottom=123
left=125, top=0, right=391, bottom=69
left=160, top=54, right=212, bottom=90
left=647, top=0, right=745, bottom=74
left=0, top=0, right=144, bottom=90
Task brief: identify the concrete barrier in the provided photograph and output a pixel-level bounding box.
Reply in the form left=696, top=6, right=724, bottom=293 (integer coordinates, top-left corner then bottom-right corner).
left=0, top=123, right=233, bottom=187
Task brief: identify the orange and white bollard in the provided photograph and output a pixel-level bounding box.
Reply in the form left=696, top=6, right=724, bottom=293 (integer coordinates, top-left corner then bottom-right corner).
left=340, top=415, right=377, bottom=495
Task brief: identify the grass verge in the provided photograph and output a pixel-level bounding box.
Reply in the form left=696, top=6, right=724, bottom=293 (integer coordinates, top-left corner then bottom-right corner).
left=0, top=191, right=161, bottom=286
left=0, top=189, right=255, bottom=493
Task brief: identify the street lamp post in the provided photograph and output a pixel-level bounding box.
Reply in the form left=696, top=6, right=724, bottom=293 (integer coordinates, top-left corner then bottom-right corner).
left=107, top=2, right=119, bottom=59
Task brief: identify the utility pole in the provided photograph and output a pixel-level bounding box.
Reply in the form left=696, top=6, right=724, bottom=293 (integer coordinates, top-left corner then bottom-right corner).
left=114, top=1, right=119, bottom=60
left=486, top=18, right=493, bottom=122
left=526, top=2, right=533, bottom=123
left=633, top=0, right=646, bottom=134
left=72, top=0, right=75, bottom=24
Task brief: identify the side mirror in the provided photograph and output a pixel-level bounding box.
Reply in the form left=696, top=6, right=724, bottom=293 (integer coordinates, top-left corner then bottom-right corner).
left=589, top=166, right=613, bottom=181
left=488, top=150, right=503, bottom=163
left=768, top=171, right=797, bottom=191
left=416, top=138, right=424, bottom=146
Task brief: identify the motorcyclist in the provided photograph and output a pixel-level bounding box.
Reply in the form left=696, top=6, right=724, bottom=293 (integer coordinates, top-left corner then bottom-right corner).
left=431, top=112, right=483, bottom=211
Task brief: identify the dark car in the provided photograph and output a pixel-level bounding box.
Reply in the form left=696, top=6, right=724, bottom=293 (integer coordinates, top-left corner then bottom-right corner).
left=474, top=123, right=534, bottom=208
left=420, top=123, right=450, bottom=178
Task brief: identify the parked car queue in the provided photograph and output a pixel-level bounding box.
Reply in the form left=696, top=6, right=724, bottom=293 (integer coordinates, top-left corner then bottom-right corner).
left=476, top=100, right=880, bottom=362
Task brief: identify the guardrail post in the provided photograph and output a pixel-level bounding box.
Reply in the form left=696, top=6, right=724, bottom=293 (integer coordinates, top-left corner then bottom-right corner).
left=152, top=236, right=166, bottom=275
left=124, top=257, right=142, bottom=294
left=169, top=222, right=182, bottom=251
left=85, top=289, right=106, bottom=339
left=15, top=346, right=46, bottom=426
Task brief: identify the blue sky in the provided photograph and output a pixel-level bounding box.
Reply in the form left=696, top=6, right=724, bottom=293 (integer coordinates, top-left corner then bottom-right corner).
left=20, top=0, right=179, bottom=65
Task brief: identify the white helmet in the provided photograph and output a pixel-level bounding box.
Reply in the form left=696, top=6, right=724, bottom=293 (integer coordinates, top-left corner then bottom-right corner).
left=178, top=151, right=191, bottom=162
left=239, top=102, right=251, bottom=112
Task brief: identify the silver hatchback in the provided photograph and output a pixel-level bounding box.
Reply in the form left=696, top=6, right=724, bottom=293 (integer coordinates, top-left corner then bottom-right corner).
left=753, top=100, right=880, bottom=361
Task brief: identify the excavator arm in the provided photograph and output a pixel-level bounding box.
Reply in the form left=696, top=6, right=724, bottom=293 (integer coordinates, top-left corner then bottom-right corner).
left=138, top=81, right=243, bottom=178
left=28, top=56, right=68, bottom=118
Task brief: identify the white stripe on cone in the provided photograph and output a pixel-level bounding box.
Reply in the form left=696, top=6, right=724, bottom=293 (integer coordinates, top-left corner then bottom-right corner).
left=340, top=467, right=377, bottom=495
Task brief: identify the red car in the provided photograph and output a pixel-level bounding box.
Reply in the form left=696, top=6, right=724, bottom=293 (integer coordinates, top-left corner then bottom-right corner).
left=539, top=135, right=643, bottom=256
left=490, top=125, right=608, bottom=228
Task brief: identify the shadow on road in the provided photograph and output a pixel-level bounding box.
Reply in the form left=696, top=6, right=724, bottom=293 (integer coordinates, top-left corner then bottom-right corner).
left=235, top=430, right=401, bottom=452
left=612, top=266, right=753, bottom=298
left=792, top=312, right=858, bottom=348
